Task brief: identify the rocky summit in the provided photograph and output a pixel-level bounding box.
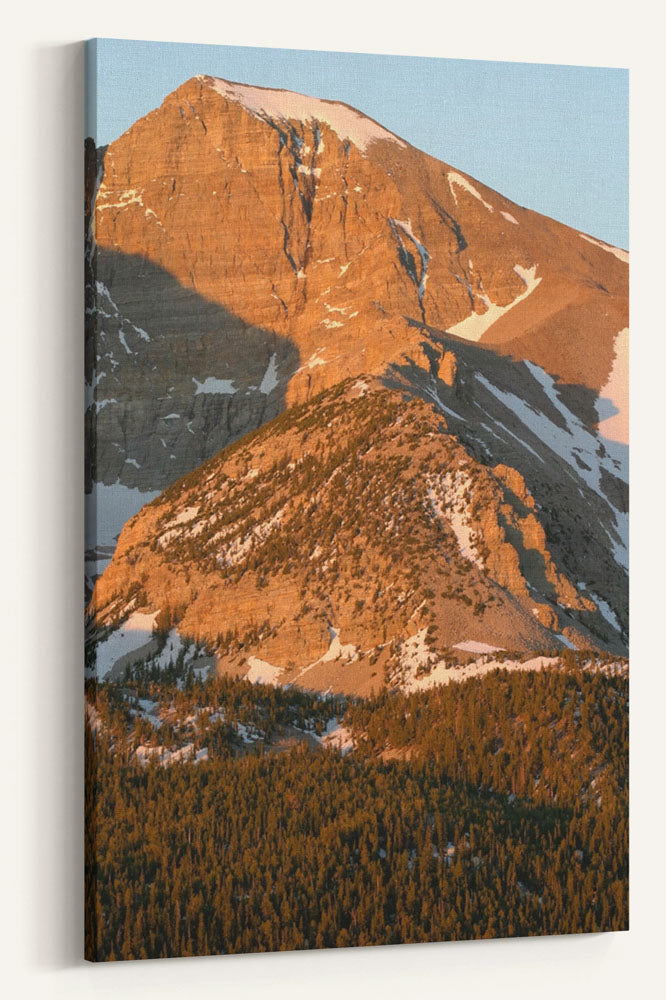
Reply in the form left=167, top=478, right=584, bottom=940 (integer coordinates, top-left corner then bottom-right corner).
left=86, top=75, right=628, bottom=691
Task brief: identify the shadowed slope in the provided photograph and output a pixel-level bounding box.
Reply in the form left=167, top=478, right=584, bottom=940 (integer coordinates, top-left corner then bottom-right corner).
left=88, top=379, right=626, bottom=696
left=86, top=247, right=300, bottom=492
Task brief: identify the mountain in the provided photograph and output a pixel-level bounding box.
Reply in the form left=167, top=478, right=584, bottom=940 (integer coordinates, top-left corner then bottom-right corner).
left=86, top=75, right=628, bottom=689
left=86, top=74, right=627, bottom=494
left=88, top=370, right=627, bottom=692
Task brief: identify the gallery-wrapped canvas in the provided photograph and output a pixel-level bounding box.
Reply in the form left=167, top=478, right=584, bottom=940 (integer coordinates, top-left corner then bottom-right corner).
left=84, top=38, right=629, bottom=961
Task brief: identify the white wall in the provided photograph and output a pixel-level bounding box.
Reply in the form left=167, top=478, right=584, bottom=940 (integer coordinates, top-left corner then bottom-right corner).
left=3, top=2, right=665, bottom=997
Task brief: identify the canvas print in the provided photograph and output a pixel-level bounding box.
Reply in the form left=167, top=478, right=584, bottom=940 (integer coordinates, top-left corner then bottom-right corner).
left=84, top=38, right=629, bottom=961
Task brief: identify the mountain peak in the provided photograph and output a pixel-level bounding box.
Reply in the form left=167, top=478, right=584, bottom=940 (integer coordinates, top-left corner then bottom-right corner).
left=195, top=74, right=408, bottom=153
left=89, top=72, right=628, bottom=509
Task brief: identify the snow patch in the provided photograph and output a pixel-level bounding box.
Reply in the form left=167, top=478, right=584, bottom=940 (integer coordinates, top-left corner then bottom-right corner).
left=403, top=654, right=560, bottom=694
left=317, top=718, right=354, bottom=755
left=476, top=363, right=628, bottom=499
left=246, top=655, right=284, bottom=686
left=235, top=722, right=262, bottom=745
left=292, top=625, right=358, bottom=683
left=400, top=629, right=438, bottom=675
left=135, top=743, right=208, bottom=767
left=153, top=629, right=185, bottom=670
left=447, top=264, right=541, bottom=342
left=453, top=640, right=504, bottom=654
left=118, top=329, right=133, bottom=355
left=259, top=353, right=279, bottom=395
left=206, top=77, right=407, bottom=153
left=296, top=348, right=327, bottom=372
left=501, top=211, right=519, bottom=225
left=427, top=471, right=484, bottom=569
left=94, top=611, right=159, bottom=680
left=579, top=233, right=629, bottom=264
left=297, top=163, right=322, bottom=178
left=448, top=172, right=494, bottom=212
left=145, top=207, right=163, bottom=227
left=422, top=383, right=468, bottom=423
left=590, top=593, right=622, bottom=634
left=319, top=625, right=358, bottom=664
left=97, top=187, right=144, bottom=211
left=168, top=506, right=199, bottom=527
left=193, top=376, right=236, bottom=395
left=221, top=507, right=285, bottom=567
left=597, top=328, right=629, bottom=445
left=390, top=218, right=430, bottom=301
left=488, top=417, right=544, bottom=463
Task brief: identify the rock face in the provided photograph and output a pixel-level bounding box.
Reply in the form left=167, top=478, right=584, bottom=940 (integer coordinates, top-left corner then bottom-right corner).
left=87, top=74, right=628, bottom=492
left=88, top=379, right=624, bottom=696
left=86, top=75, right=629, bottom=688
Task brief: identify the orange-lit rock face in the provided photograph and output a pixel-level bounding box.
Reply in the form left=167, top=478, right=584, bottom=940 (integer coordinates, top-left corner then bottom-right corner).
left=97, top=76, right=629, bottom=379
left=89, top=75, right=627, bottom=492
left=88, top=381, right=625, bottom=694
left=86, top=76, right=628, bottom=687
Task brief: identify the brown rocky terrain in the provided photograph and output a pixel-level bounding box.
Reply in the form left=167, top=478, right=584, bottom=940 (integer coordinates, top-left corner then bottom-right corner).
left=86, top=76, right=628, bottom=690
left=88, top=378, right=626, bottom=695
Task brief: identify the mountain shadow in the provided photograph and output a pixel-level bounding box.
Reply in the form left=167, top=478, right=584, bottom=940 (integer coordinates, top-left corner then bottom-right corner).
left=85, top=246, right=301, bottom=495
left=383, top=327, right=628, bottom=652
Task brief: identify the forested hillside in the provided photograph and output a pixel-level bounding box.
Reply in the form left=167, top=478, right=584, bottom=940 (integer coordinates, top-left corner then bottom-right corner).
left=85, top=664, right=628, bottom=960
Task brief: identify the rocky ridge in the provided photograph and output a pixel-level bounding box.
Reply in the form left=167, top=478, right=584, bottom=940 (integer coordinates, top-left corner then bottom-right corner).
left=86, top=76, right=629, bottom=690
left=88, top=378, right=626, bottom=694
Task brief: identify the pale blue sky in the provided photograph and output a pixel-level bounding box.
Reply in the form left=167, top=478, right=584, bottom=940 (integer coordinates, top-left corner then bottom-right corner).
left=88, top=38, right=629, bottom=249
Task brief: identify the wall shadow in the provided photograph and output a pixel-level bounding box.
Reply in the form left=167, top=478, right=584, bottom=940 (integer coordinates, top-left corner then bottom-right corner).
left=22, top=40, right=87, bottom=971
